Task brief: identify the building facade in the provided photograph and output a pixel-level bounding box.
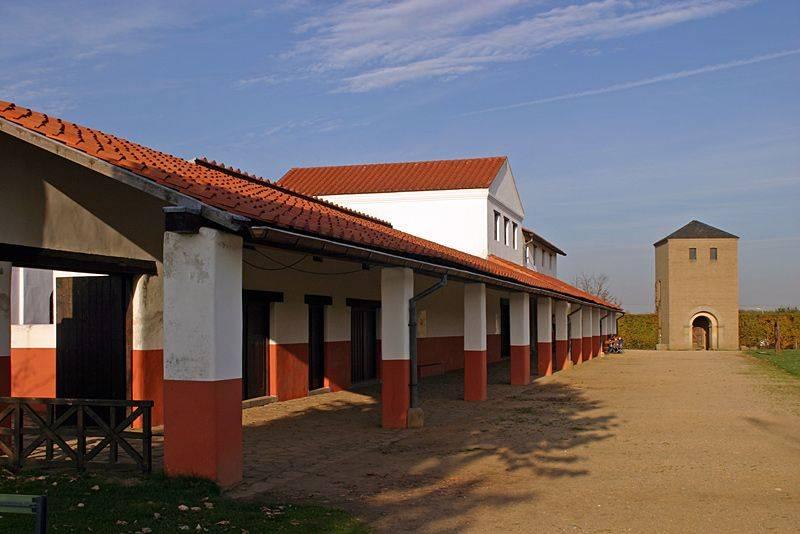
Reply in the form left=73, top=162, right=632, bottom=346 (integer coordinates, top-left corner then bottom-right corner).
left=1, top=100, right=621, bottom=487
left=654, top=220, right=739, bottom=350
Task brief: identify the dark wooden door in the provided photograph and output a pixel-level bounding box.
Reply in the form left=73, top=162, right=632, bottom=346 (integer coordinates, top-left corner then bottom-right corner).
left=529, top=297, right=538, bottom=371
left=56, top=276, right=129, bottom=421
left=500, top=299, right=511, bottom=358
left=351, top=307, right=378, bottom=384
left=242, top=291, right=270, bottom=400
left=308, top=304, right=325, bottom=391
left=551, top=315, right=558, bottom=370
left=692, top=327, right=707, bottom=350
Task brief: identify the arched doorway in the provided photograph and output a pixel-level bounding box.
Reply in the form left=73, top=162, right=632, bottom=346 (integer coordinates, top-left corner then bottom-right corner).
left=692, top=316, right=711, bottom=350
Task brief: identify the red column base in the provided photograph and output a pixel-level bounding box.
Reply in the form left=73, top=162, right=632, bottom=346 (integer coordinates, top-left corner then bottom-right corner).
left=163, top=378, right=243, bottom=487
left=536, top=342, right=552, bottom=376
left=555, top=340, right=569, bottom=371
left=464, top=350, right=487, bottom=401
left=592, top=335, right=601, bottom=357
left=600, top=335, right=608, bottom=355
left=570, top=339, right=582, bottom=365
left=382, top=359, right=410, bottom=428
left=582, top=337, right=592, bottom=361
left=510, top=345, right=531, bottom=385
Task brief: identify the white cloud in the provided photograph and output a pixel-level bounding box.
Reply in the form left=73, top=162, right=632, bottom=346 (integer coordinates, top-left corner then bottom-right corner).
left=467, top=48, right=800, bottom=114
left=290, top=0, right=756, bottom=92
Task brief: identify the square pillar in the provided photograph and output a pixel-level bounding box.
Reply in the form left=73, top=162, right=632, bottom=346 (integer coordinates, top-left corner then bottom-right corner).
left=582, top=307, right=593, bottom=361
left=554, top=300, right=569, bottom=371
left=381, top=267, right=413, bottom=428
left=509, top=292, right=530, bottom=385
left=569, top=307, right=583, bottom=365
left=536, top=297, right=552, bottom=376
left=592, top=308, right=601, bottom=358
left=0, top=262, right=10, bottom=396
left=163, top=228, right=243, bottom=487
left=463, top=283, right=487, bottom=401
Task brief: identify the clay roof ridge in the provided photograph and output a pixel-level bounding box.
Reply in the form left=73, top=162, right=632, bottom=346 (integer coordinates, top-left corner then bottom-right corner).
left=194, top=157, right=394, bottom=228
left=285, top=155, right=507, bottom=172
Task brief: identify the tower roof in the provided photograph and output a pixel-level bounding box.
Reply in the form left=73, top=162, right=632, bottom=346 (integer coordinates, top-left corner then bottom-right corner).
left=654, top=220, right=738, bottom=246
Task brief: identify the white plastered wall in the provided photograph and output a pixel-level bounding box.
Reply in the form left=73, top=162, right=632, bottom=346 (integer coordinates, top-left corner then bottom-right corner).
left=321, top=189, right=490, bottom=259
left=163, top=228, right=242, bottom=382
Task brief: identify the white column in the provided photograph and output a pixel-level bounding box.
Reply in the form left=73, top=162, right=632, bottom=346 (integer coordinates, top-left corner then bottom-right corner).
left=464, top=284, right=487, bottom=352
left=554, top=300, right=569, bottom=370
left=570, top=306, right=582, bottom=340
left=610, top=312, right=617, bottom=335
left=0, top=262, right=11, bottom=396
left=592, top=307, right=601, bottom=356
left=162, top=227, right=243, bottom=487
left=510, top=293, right=530, bottom=347
left=536, top=297, right=552, bottom=344
left=509, top=292, right=530, bottom=385
left=381, top=267, right=414, bottom=428
left=536, top=296, right=552, bottom=375
left=464, top=283, right=487, bottom=401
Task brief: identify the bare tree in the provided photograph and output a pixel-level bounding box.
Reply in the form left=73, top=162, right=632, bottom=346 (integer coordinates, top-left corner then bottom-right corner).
left=572, top=272, right=620, bottom=306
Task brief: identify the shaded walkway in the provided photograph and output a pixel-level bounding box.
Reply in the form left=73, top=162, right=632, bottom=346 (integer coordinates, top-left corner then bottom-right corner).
left=234, top=351, right=800, bottom=532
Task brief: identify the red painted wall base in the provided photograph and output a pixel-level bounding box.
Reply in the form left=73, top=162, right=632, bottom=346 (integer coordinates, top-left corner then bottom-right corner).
left=570, top=339, right=582, bottom=365
left=324, top=341, right=350, bottom=392
left=582, top=337, right=592, bottom=361
left=510, top=345, right=530, bottom=385
left=132, top=349, right=164, bottom=427
left=163, top=378, right=242, bottom=487
left=536, top=342, right=552, bottom=376
left=464, top=350, right=487, bottom=401
left=592, top=335, right=601, bottom=357
left=381, top=359, right=410, bottom=428
left=10, top=348, right=55, bottom=397
left=554, top=340, right=569, bottom=371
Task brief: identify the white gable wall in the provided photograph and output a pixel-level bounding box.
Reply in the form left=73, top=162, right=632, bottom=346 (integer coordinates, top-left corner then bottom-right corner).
left=320, top=161, right=527, bottom=264
left=320, top=189, right=490, bottom=258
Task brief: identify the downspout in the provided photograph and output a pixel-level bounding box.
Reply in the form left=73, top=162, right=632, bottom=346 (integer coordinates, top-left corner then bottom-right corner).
left=409, top=274, right=448, bottom=409
left=615, top=312, right=626, bottom=336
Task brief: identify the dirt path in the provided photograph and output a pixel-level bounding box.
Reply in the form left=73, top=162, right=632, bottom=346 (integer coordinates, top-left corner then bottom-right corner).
left=234, top=351, right=800, bottom=532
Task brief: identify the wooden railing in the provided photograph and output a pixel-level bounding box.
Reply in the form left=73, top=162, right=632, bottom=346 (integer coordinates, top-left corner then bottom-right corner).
left=0, top=397, right=153, bottom=474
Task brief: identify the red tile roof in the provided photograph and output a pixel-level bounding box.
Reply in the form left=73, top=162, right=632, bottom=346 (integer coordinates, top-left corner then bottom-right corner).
left=0, top=101, right=620, bottom=310
left=278, top=156, right=507, bottom=196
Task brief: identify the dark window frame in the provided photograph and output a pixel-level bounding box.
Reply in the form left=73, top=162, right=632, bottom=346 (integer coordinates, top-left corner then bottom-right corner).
left=710, top=247, right=718, bottom=261
left=689, top=248, right=697, bottom=261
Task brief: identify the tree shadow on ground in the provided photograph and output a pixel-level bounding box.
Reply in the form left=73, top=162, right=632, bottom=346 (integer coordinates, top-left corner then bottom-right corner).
left=236, top=360, right=617, bottom=532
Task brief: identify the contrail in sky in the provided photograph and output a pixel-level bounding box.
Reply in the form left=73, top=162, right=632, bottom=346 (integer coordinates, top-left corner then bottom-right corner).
left=466, top=48, right=800, bottom=116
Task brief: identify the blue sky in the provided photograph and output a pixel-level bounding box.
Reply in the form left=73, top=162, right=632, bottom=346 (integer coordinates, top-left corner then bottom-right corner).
left=2, top=0, right=798, bottom=311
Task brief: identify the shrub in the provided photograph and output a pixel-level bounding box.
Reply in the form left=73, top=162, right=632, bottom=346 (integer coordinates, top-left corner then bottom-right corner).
left=617, top=313, right=658, bottom=349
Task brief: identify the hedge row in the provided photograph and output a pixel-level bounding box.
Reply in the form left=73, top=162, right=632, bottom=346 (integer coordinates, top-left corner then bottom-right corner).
left=740, top=310, right=800, bottom=349
left=617, top=310, right=800, bottom=350
left=617, top=313, right=659, bottom=349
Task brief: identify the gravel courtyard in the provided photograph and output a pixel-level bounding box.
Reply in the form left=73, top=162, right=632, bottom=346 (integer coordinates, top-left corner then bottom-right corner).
left=234, top=351, right=800, bottom=532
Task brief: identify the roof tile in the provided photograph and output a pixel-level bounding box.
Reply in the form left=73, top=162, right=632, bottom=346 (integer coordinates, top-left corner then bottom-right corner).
left=0, top=100, right=620, bottom=310
left=278, top=156, right=507, bottom=196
